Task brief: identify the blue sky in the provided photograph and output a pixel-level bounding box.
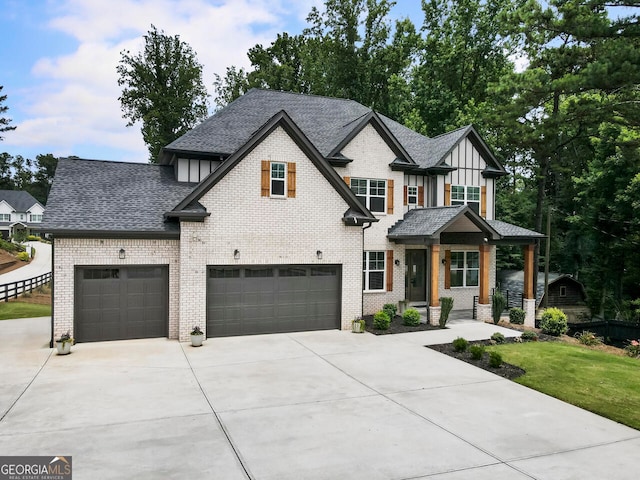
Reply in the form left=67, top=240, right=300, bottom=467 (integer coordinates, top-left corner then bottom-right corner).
left=0, top=0, right=423, bottom=163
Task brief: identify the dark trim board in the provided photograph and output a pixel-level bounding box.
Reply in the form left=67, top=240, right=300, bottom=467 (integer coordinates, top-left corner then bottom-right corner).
left=206, top=264, right=342, bottom=337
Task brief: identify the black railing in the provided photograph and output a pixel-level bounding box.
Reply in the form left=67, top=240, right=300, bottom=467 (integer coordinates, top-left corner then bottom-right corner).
left=0, top=272, right=52, bottom=302
left=473, top=289, right=524, bottom=319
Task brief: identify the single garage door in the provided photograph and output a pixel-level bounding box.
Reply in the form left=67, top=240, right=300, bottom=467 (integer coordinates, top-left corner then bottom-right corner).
left=75, top=266, right=168, bottom=342
left=207, top=265, right=341, bottom=337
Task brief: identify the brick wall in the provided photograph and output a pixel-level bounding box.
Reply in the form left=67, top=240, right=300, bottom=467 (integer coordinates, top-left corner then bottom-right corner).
left=52, top=238, right=180, bottom=340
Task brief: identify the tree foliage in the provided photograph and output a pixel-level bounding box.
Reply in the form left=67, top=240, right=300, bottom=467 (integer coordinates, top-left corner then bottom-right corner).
left=0, top=86, right=16, bottom=140
left=0, top=153, right=57, bottom=204
left=117, top=25, right=209, bottom=162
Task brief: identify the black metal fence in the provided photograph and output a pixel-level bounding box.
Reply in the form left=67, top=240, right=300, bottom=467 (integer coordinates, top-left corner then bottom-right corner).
left=0, top=272, right=52, bottom=302
left=473, top=289, right=524, bottom=319
left=567, top=320, right=640, bottom=344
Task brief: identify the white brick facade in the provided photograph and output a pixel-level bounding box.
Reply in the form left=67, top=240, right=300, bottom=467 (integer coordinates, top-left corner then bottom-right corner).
left=52, top=238, right=180, bottom=340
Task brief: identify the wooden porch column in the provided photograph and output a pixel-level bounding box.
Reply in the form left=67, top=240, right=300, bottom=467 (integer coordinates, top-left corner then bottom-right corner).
left=479, top=244, right=490, bottom=305
left=430, top=244, right=440, bottom=307
left=523, top=244, right=535, bottom=299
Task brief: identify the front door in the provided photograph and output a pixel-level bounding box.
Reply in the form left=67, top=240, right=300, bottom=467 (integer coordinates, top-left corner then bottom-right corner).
left=405, top=250, right=426, bottom=302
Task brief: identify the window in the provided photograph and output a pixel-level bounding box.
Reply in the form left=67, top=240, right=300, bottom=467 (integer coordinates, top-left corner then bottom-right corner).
left=351, top=178, right=386, bottom=213
left=270, top=162, right=286, bottom=196
left=451, top=185, right=480, bottom=214
left=363, top=251, right=385, bottom=291
left=19, top=214, right=25, bottom=221
left=29, top=214, right=43, bottom=222
left=559, top=285, right=567, bottom=297
left=0, top=214, right=10, bottom=221
left=450, top=251, right=479, bottom=287
left=407, top=186, right=418, bottom=205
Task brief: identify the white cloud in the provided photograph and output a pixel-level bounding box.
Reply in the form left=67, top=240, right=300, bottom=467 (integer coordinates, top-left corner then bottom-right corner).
left=6, top=0, right=317, bottom=162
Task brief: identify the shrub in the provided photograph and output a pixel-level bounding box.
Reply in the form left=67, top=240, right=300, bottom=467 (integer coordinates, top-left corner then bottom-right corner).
left=469, top=344, right=485, bottom=360
left=521, top=331, right=539, bottom=342
left=373, top=310, right=391, bottom=330
left=452, top=337, right=469, bottom=352
left=540, top=308, right=568, bottom=336
left=402, top=308, right=421, bottom=326
left=17, top=251, right=29, bottom=262
left=509, top=307, right=526, bottom=325
left=491, top=291, right=507, bottom=324
left=491, top=332, right=506, bottom=344
left=383, top=303, right=398, bottom=319
left=624, top=340, right=640, bottom=358
left=27, top=235, right=42, bottom=241
left=439, top=297, right=454, bottom=328
left=0, top=238, right=17, bottom=252
left=575, top=330, right=603, bottom=346
left=488, top=351, right=503, bottom=368
left=12, top=230, right=27, bottom=243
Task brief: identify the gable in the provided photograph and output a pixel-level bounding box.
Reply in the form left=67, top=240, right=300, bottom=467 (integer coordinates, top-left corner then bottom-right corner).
left=0, top=200, right=12, bottom=214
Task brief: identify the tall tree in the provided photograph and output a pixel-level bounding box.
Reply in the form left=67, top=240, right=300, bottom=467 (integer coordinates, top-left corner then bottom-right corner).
left=117, top=25, right=209, bottom=162
left=0, top=85, right=16, bottom=140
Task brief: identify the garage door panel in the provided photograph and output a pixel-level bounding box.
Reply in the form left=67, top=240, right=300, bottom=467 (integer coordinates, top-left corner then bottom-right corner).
left=207, top=264, right=341, bottom=337
left=75, top=266, right=168, bottom=342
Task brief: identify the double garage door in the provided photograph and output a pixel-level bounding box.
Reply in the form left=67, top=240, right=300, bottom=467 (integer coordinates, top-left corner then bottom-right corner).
left=75, top=264, right=341, bottom=342
left=207, top=265, right=341, bottom=337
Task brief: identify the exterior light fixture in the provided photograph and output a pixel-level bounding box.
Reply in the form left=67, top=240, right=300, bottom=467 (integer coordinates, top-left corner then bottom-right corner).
left=441, top=258, right=446, bottom=265
left=316, top=250, right=323, bottom=260
left=234, top=249, right=240, bottom=260
left=119, top=248, right=126, bottom=260
left=394, top=259, right=400, bottom=266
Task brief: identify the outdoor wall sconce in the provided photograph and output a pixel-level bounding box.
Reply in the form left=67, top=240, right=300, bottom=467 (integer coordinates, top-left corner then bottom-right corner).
left=234, top=249, right=240, bottom=260
left=394, top=259, right=400, bottom=266
left=119, top=248, right=126, bottom=260
left=441, top=258, right=446, bottom=265
left=316, top=250, right=323, bottom=260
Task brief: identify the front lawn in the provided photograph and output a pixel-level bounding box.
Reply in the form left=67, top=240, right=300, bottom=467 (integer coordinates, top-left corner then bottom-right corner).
left=488, top=341, right=640, bottom=430
left=0, top=301, right=51, bottom=320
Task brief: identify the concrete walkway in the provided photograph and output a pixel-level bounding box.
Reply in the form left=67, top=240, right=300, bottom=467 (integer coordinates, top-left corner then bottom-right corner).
left=1, top=317, right=638, bottom=479
left=0, top=241, right=52, bottom=285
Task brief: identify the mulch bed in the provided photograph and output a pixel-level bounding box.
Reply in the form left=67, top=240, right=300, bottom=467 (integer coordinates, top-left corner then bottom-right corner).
left=363, top=314, right=442, bottom=335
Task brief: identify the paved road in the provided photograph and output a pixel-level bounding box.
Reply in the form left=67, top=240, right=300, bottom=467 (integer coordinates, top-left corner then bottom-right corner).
left=0, top=241, right=52, bottom=285
left=1, top=317, right=638, bottom=480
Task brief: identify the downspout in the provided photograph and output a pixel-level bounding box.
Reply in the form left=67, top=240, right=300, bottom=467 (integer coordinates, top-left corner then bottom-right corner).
left=361, top=222, right=373, bottom=318
left=49, top=238, right=54, bottom=348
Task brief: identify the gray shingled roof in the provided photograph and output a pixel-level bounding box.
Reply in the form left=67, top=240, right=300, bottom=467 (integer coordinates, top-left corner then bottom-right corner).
left=388, top=206, right=468, bottom=237
left=0, top=190, right=43, bottom=211
left=41, top=158, right=196, bottom=235
left=488, top=220, right=545, bottom=239
left=164, top=89, right=477, bottom=170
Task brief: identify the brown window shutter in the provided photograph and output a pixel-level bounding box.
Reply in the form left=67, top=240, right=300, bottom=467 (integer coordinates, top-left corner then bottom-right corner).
left=403, top=185, right=408, bottom=206
left=444, top=183, right=451, bottom=206
left=481, top=185, right=487, bottom=217
left=261, top=160, right=270, bottom=197
left=343, top=176, right=351, bottom=186
left=287, top=162, right=296, bottom=198
left=444, top=250, right=451, bottom=289
left=386, top=250, right=393, bottom=292
left=387, top=179, right=394, bottom=214
left=418, top=186, right=424, bottom=206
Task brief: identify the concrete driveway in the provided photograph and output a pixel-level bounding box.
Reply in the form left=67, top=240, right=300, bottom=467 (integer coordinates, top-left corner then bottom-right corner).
left=1, top=318, right=638, bottom=480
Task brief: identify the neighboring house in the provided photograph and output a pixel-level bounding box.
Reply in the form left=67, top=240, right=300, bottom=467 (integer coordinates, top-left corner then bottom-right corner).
left=499, top=270, right=590, bottom=322
left=0, top=190, right=45, bottom=240
left=42, top=89, right=543, bottom=343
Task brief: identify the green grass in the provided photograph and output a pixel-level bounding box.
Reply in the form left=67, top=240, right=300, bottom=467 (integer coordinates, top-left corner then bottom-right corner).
left=0, top=302, right=51, bottom=320
left=488, top=342, right=640, bottom=430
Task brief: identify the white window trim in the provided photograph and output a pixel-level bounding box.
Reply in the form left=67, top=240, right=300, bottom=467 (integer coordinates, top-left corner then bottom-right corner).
left=29, top=214, right=43, bottom=222
left=363, top=251, right=386, bottom=292
left=451, top=185, right=480, bottom=212
left=351, top=178, right=386, bottom=214
left=270, top=162, right=287, bottom=197
left=450, top=250, right=480, bottom=288
left=407, top=185, right=418, bottom=205
left=0, top=214, right=10, bottom=221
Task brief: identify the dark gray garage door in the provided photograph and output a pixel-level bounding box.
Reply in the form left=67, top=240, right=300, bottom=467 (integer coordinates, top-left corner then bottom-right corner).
left=207, top=265, right=341, bottom=337
left=75, top=266, right=168, bottom=342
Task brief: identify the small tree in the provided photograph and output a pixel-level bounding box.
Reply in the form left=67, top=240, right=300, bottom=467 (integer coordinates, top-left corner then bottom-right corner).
left=0, top=85, right=16, bottom=140
left=491, top=291, right=507, bottom=325
left=439, top=297, right=454, bottom=328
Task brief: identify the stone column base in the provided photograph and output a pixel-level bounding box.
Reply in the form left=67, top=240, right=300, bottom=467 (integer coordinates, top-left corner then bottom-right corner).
left=428, top=306, right=441, bottom=326
left=476, top=303, right=492, bottom=323
left=523, top=298, right=536, bottom=327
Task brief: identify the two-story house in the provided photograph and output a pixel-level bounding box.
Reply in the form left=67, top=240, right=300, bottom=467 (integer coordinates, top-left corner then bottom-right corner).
left=43, top=89, right=543, bottom=343
left=0, top=190, right=45, bottom=240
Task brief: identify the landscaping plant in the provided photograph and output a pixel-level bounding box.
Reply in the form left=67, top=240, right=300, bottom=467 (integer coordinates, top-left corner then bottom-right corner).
left=488, top=351, right=503, bottom=368
left=469, top=344, right=485, bottom=360
left=402, top=308, right=421, bottom=326
left=509, top=307, right=526, bottom=325
left=575, top=330, right=603, bottom=346
left=540, top=307, right=568, bottom=336
left=520, top=331, right=539, bottom=342
left=625, top=340, right=640, bottom=358
left=373, top=310, right=391, bottom=330
left=491, top=332, right=506, bottom=344
left=491, top=291, right=507, bottom=324
left=452, top=337, right=469, bottom=352
left=439, top=297, right=454, bottom=328
left=383, top=303, right=398, bottom=319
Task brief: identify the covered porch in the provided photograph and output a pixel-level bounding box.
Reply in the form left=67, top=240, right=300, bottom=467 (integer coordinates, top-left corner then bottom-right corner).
left=388, top=206, right=544, bottom=326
